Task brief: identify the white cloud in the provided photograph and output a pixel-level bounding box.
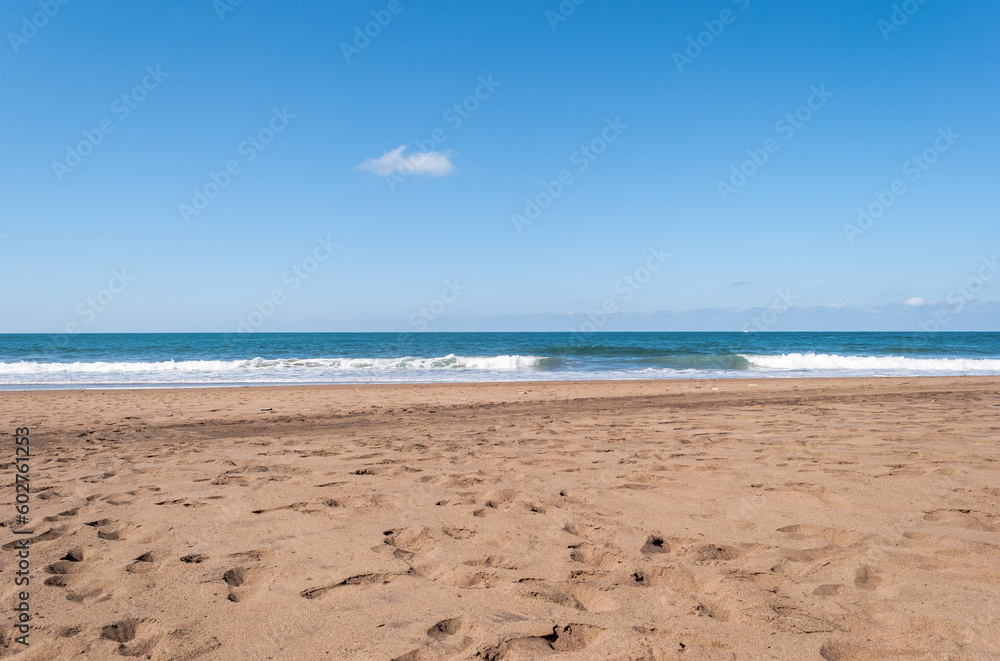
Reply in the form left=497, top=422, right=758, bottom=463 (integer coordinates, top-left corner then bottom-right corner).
left=357, top=145, right=454, bottom=178
left=905, top=297, right=925, bottom=307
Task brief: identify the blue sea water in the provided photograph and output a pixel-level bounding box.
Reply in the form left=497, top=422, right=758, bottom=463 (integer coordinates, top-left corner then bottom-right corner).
left=0, top=332, right=999, bottom=390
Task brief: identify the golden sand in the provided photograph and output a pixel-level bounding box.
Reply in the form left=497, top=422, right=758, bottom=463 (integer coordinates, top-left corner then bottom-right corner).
left=2, top=377, right=998, bottom=659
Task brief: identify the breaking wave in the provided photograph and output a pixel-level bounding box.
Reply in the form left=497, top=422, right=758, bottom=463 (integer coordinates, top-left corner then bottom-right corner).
left=741, top=352, right=1000, bottom=372
left=0, top=354, right=548, bottom=375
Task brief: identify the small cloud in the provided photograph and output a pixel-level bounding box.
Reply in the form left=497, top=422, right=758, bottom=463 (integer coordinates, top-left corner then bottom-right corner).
left=728, top=281, right=752, bottom=287
left=905, top=297, right=925, bottom=307
left=357, top=145, right=454, bottom=178
left=826, top=303, right=847, bottom=309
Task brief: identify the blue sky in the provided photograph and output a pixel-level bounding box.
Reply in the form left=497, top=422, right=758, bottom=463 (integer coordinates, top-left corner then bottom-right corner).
left=1, top=0, right=997, bottom=332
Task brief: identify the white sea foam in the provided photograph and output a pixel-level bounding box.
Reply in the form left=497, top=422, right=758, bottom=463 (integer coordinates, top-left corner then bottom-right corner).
left=741, top=352, right=1000, bottom=372
left=0, top=354, right=545, bottom=376
left=2, top=351, right=999, bottom=389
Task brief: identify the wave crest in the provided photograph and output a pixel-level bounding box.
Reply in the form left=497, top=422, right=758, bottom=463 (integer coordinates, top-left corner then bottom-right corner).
left=0, top=354, right=546, bottom=375
left=741, top=352, right=1000, bottom=372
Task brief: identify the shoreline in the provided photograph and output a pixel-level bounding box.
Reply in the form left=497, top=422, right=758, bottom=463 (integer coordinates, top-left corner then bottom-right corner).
left=1, top=371, right=998, bottom=394
left=3, top=376, right=998, bottom=658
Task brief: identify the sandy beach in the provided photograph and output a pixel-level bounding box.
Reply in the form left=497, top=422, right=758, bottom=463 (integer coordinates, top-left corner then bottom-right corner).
left=1, top=376, right=999, bottom=660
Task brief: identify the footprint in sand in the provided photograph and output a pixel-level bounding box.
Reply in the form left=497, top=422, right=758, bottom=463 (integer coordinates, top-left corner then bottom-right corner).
left=43, top=548, right=87, bottom=585
left=688, top=543, right=742, bottom=563
left=476, top=624, right=603, bottom=657
left=84, top=517, right=139, bottom=541
left=43, top=549, right=111, bottom=602
left=127, top=551, right=164, bottom=574
left=640, top=535, right=669, bottom=556
left=155, top=497, right=208, bottom=508
left=434, top=496, right=476, bottom=507
left=146, top=631, right=222, bottom=660
left=391, top=618, right=472, bottom=660
left=100, top=618, right=163, bottom=657
left=227, top=549, right=270, bottom=562
left=43, top=507, right=80, bottom=522
left=563, top=522, right=604, bottom=539
left=632, top=565, right=697, bottom=591
left=923, top=508, right=1000, bottom=532
left=222, top=565, right=269, bottom=602
left=383, top=527, right=439, bottom=559
left=101, top=619, right=144, bottom=644
left=463, top=556, right=517, bottom=570
left=102, top=493, right=135, bottom=506
left=299, top=572, right=398, bottom=600
left=69, top=584, right=113, bottom=604
left=223, top=567, right=251, bottom=601
left=813, top=584, right=844, bottom=596
left=471, top=488, right=528, bottom=517
left=441, top=527, right=475, bottom=540
left=427, top=617, right=463, bottom=640
left=2, top=525, right=71, bottom=549
left=35, top=489, right=65, bottom=502
left=441, top=570, right=501, bottom=589
left=776, top=523, right=861, bottom=545
left=782, top=545, right=841, bottom=563
left=853, top=564, right=883, bottom=591
left=569, top=543, right=622, bottom=570
left=819, top=640, right=913, bottom=660
left=97, top=524, right=138, bottom=541
left=44, top=548, right=88, bottom=577
left=180, top=553, right=209, bottom=564
left=526, top=583, right=620, bottom=612
left=211, top=472, right=250, bottom=487
left=691, top=599, right=731, bottom=622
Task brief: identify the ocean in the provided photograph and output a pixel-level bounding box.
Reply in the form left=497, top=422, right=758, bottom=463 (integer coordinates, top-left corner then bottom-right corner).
left=1, top=332, right=999, bottom=390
